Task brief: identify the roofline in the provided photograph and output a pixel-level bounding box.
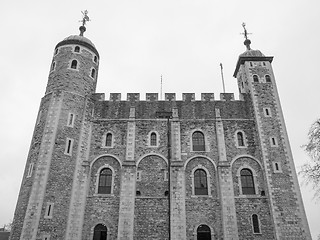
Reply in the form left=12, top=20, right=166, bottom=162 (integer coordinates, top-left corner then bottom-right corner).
left=233, top=56, right=273, bottom=78
left=55, top=39, right=99, bottom=58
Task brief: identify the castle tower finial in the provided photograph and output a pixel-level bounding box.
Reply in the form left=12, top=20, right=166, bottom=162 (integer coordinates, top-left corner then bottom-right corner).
left=241, top=23, right=252, bottom=50
left=79, top=10, right=90, bottom=36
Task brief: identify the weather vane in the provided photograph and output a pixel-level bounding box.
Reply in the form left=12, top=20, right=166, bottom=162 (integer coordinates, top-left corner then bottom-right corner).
left=80, top=10, right=90, bottom=26
left=241, top=23, right=252, bottom=50
left=79, top=10, right=90, bottom=36
left=241, top=23, right=251, bottom=40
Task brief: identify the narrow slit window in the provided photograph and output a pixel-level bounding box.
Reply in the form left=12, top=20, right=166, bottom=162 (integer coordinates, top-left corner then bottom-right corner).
left=54, top=48, right=58, bottom=55
left=51, top=61, right=55, bottom=71
left=252, top=214, right=261, bottom=233
left=270, top=137, right=278, bottom=147
left=67, top=113, right=75, bottom=127
left=65, top=138, right=73, bottom=155
left=264, top=108, right=271, bottom=117
left=44, top=203, right=54, bottom=219
left=71, top=60, right=78, bottom=69
left=74, top=46, right=80, bottom=53
left=91, top=68, right=96, bottom=78
left=236, top=131, right=245, bottom=147
left=94, top=55, right=98, bottom=63
left=136, top=170, right=142, bottom=181
left=164, top=170, right=168, bottom=181
left=27, top=163, right=34, bottom=178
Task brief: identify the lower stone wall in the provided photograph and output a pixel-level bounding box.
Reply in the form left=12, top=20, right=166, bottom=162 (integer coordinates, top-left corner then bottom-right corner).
left=235, top=198, right=274, bottom=240
left=134, top=198, right=169, bottom=240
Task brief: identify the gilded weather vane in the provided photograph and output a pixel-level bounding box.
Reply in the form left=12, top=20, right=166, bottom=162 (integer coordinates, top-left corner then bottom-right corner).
left=79, top=10, right=90, bottom=36
left=241, top=23, right=252, bottom=50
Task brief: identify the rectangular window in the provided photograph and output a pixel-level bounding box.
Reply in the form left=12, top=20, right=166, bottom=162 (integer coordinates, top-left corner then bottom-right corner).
left=136, top=170, right=142, bottom=181
left=27, top=163, right=34, bottom=178
left=44, top=202, right=54, bottom=219
left=272, top=162, right=282, bottom=173
left=270, top=137, right=278, bottom=147
left=263, top=108, right=272, bottom=117
left=64, top=138, right=74, bottom=156
left=67, top=113, right=75, bottom=127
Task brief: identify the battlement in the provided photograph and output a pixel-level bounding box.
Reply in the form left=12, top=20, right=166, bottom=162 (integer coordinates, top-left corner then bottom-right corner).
left=92, top=93, right=244, bottom=102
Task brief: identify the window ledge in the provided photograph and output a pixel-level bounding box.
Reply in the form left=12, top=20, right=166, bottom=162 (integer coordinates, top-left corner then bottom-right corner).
left=93, top=193, right=115, bottom=197
left=235, top=195, right=267, bottom=199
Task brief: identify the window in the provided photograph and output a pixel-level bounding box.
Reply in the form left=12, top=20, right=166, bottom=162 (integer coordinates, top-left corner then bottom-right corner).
left=27, top=163, right=34, bottom=178
left=98, top=168, right=112, bottom=194
left=236, top=131, right=246, bottom=147
left=136, top=170, right=142, bottom=181
left=192, top=131, right=205, bottom=151
left=71, top=60, right=78, bottom=69
left=74, top=46, right=80, bottom=53
left=94, top=55, right=98, bottom=63
left=270, top=137, right=278, bottom=147
left=93, top=224, right=107, bottom=240
left=197, top=224, right=211, bottom=240
left=44, top=202, right=54, bottom=219
left=64, top=138, right=74, bottom=156
left=272, top=162, right=282, bottom=173
left=54, top=48, right=58, bottom=55
left=263, top=108, right=271, bottom=117
left=36, top=110, right=42, bottom=125
left=253, top=75, right=259, bottom=83
left=51, top=61, right=55, bottom=71
left=150, top=132, right=157, bottom=146
left=252, top=214, right=261, bottom=233
left=194, top=169, right=208, bottom=195
left=265, top=75, right=271, bottom=83
left=91, top=68, right=96, bottom=78
left=105, top=133, right=112, bottom=147
left=240, top=169, right=255, bottom=195
left=67, top=113, right=75, bottom=127
left=42, top=235, right=50, bottom=240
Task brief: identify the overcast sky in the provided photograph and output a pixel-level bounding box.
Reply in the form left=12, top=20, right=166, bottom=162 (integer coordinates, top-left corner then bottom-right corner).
left=1, top=0, right=320, bottom=238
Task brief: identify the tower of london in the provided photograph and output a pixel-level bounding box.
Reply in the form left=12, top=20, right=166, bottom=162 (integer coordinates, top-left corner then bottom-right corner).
left=10, top=20, right=312, bottom=240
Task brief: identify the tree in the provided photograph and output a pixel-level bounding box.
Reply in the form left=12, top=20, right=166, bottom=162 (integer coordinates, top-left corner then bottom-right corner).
left=301, top=119, right=320, bottom=198
left=3, top=221, right=12, bottom=231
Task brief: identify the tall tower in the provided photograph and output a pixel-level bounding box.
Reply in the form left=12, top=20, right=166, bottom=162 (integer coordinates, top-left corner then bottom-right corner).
left=10, top=13, right=100, bottom=240
left=233, top=23, right=311, bottom=240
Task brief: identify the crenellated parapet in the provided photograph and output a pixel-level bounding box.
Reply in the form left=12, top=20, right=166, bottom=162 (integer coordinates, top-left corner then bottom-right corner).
left=92, top=92, right=247, bottom=102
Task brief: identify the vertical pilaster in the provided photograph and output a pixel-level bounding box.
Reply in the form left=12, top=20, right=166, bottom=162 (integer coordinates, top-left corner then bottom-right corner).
left=170, top=108, right=186, bottom=240
left=117, top=107, right=136, bottom=240
left=215, top=108, right=239, bottom=240
left=65, top=98, right=92, bottom=240
left=20, top=93, right=63, bottom=240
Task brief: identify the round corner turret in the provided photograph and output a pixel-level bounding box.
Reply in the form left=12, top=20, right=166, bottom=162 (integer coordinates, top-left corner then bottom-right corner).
left=46, top=35, right=100, bottom=96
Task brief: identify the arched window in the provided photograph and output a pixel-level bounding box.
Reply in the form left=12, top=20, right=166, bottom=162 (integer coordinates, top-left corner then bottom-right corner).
left=150, top=132, right=157, bottom=146
left=192, top=131, right=205, bottom=151
left=253, top=75, right=259, bottom=83
left=197, top=224, right=211, bottom=240
left=74, top=46, right=80, bottom=53
left=93, top=224, right=107, bottom=240
left=105, top=133, right=112, bottom=147
left=236, top=131, right=245, bottom=147
left=265, top=75, right=271, bottom=83
left=94, top=55, right=98, bottom=63
left=71, top=60, right=78, bottom=69
left=98, top=168, right=112, bottom=194
left=240, top=169, right=255, bottom=195
left=91, top=68, right=96, bottom=78
left=194, top=169, right=208, bottom=195
left=252, top=214, right=261, bottom=233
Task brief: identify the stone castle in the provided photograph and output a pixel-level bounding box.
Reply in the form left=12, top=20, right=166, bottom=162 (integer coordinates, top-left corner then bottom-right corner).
left=10, top=22, right=312, bottom=240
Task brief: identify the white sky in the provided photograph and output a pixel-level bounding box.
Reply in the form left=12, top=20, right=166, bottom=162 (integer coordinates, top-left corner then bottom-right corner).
left=1, top=0, right=319, bottom=238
